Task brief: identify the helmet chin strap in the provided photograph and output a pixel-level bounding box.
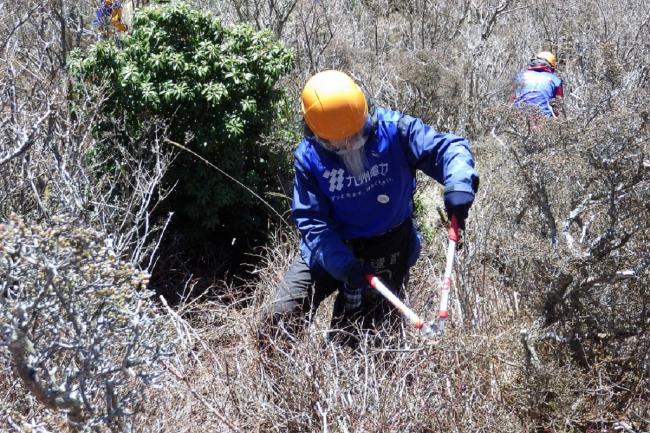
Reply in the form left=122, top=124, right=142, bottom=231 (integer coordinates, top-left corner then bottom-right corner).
left=331, top=134, right=367, bottom=155
left=316, top=129, right=368, bottom=154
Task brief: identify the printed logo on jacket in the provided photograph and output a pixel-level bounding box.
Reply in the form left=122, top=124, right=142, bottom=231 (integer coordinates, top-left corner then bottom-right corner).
left=323, top=163, right=392, bottom=200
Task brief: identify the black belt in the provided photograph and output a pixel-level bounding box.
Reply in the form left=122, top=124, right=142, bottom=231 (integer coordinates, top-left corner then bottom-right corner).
left=346, top=218, right=412, bottom=260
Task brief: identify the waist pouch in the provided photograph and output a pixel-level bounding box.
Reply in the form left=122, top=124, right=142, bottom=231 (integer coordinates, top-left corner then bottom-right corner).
left=347, top=218, right=412, bottom=291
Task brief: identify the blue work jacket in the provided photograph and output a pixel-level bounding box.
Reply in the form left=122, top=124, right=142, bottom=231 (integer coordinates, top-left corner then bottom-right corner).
left=292, top=106, right=478, bottom=281
left=514, top=69, right=563, bottom=117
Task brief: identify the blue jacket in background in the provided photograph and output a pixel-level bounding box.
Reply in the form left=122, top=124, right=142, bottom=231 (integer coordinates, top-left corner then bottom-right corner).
left=292, top=106, right=478, bottom=281
left=514, top=69, right=563, bottom=117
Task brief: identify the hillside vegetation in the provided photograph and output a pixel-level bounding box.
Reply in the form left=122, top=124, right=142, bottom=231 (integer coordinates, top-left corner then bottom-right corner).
left=1, top=0, right=649, bottom=432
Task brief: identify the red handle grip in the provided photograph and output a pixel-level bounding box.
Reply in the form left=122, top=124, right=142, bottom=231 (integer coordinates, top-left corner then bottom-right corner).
left=448, top=215, right=460, bottom=242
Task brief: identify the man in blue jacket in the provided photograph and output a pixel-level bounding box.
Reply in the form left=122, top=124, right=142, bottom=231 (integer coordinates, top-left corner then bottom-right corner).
left=514, top=51, right=564, bottom=118
left=265, top=70, right=479, bottom=345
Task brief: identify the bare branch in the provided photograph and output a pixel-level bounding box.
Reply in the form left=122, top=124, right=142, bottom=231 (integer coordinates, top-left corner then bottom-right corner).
left=0, top=109, right=51, bottom=167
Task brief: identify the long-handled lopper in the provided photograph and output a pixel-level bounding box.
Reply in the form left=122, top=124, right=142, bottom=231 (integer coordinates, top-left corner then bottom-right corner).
left=363, top=273, right=436, bottom=337
left=428, top=214, right=460, bottom=336
left=362, top=215, right=460, bottom=339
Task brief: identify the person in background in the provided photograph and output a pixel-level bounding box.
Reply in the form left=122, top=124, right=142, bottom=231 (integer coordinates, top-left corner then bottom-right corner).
left=514, top=51, right=564, bottom=118
left=263, top=70, right=479, bottom=347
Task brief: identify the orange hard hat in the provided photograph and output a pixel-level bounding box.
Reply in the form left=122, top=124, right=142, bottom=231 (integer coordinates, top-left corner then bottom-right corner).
left=301, top=70, right=368, bottom=141
left=536, top=51, right=557, bottom=69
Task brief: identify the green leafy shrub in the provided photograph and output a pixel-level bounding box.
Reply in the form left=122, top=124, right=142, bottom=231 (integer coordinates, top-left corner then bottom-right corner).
left=68, top=1, right=294, bottom=245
